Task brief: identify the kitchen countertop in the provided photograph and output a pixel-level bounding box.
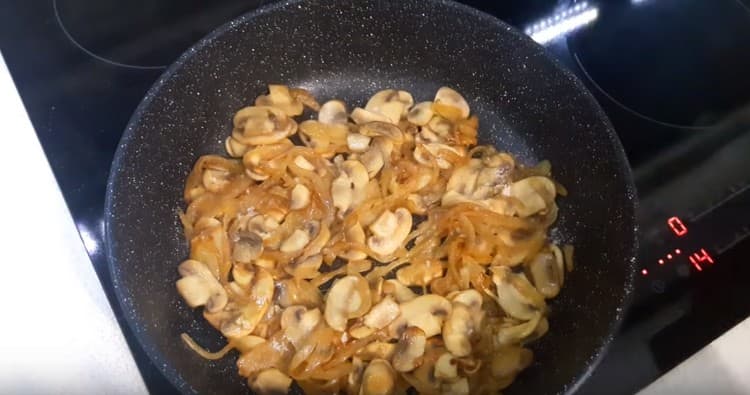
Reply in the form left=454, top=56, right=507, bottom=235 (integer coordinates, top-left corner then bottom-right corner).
left=0, top=51, right=746, bottom=394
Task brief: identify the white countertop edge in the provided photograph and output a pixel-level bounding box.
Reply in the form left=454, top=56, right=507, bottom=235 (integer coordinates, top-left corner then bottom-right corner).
left=0, top=52, right=148, bottom=395
left=638, top=317, right=750, bottom=395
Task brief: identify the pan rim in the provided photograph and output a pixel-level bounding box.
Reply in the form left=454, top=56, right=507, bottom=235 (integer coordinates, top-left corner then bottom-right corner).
left=104, top=0, right=639, bottom=394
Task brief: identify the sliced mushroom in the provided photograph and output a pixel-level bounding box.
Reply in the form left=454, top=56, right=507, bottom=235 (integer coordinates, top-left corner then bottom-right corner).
left=363, top=296, right=400, bottom=330
left=357, top=342, right=397, bottom=361
left=528, top=251, right=562, bottom=298
left=348, top=357, right=366, bottom=394
left=407, top=101, right=435, bottom=126
left=347, top=133, right=372, bottom=152
left=390, top=294, right=452, bottom=338
left=445, top=159, right=482, bottom=196
left=232, top=232, right=263, bottom=264
left=285, top=254, right=323, bottom=279
left=290, top=183, right=311, bottom=210
left=232, top=263, right=254, bottom=287
left=276, top=278, right=322, bottom=308
left=324, top=274, right=372, bottom=331
left=351, top=107, right=392, bottom=125
left=289, top=87, right=320, bottom=111
left=341, top=222, right=368, bottom=261
left=298, top=120, right=349, bottom=155
left=293, top=155, right=315, bottom=171
left=434, top=353, right=458, bottom=381
left=449, top=289, right=483, bottom=311
left=318, top=99, right=348, bottom=124
left=280, top=228, right=312, bottom=253
left=349, top=322, right=376, bottom=339
left=359, top=122, right=404, bottom=144
left=332, top=171, right=354, bottom=213
left=255, top=84, right=304, bottom=116
left=232, top=106, right=297, bottom=146
left=392, top=326, right=427, bottom=372
left=382, top=279, right=417, bottom=303
left=492, top=266, right=546, bottom=320
left=243, top=215, right=280, bottom=240
left=426, top=116, right=453, bottom=139
left=201, top=168, right=230, bottom=192
left=332, top=160, right=369, bottom=214
left=396, top=261, right=443, bottom=287
left=224, top=136, right=249, bottom=158
left=176, top=259, right=228, bottom=313
left=360, top=359, right=397, bottom=395
left=365, top=89, right=414, bottom=123
left=367, top=208, right=412, bottom=258
left=280, top=306, right=322, bottom=348
left=433, top=87, right=470, bottom=121
left=360, top=145, right=385, bottom=177
left=233, top=334, right=267, bottom=353
left=219, top=268, right=275, bottom=338
left=250, top=368, right=293, bottom=395
left=506, top=176, right=556, bottom=217
left=442, top=303, right=473, bottom=357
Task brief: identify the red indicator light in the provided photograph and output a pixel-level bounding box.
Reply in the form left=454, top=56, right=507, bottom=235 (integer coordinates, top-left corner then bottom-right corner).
left=658, top=259, right=665, bottom=265
left=667, top=254, right=673, bottom=259
left=689, top=248, right=714, bottom=271
left=641, top=269, right=648, bottom=275
left=667, top=216, right=688, bottom=237
left=675, top=249, right=681, bottom=254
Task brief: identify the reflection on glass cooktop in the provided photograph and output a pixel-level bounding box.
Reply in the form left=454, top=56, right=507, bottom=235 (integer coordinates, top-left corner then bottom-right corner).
left=1, top=0, right=750, bottom=394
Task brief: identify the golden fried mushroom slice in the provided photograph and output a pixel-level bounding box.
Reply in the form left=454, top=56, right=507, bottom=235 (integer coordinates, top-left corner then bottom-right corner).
left=351, top=107, right=392, bottom=125
left=281, top=306, right=322, bottom=348
left=528, top=251, right=563, bottom=298
left=433, top=86, right=470, bottom=121
left=324, top=274, right=372, bottom=331
left=407, top=101, right=435, bottom=126
left=492, top=266, right=546, bottom=321
left=389, top=294, right=452, bottom=338
left=290, top=87, right=320, bottom=111
left=319, top=99, right=348, bottom=124
left=367, top=208, right=412, bottom=259
left=217, top=268, right=275, bottom=338
left=442, top=303, right=474, bottom=357
left=255, top=84, right=304, bottom=116
left=392, top=326, right=427, bottom=372
left=250, top=368, right=293, bottom=395
left=434, top=352, right=458, bottom=381
left=360, top=359, right=397, bottom=395
left=382, top=279, right=418, bottom=303
left=506, top=176, right=556, bottom=217
left=363, top=296, right=400, bottom=330
left=232, top=106, right=297, bottom=146
left=365, top=89, right=414, bottom=123
left=176, top=259, right=227, bottom=313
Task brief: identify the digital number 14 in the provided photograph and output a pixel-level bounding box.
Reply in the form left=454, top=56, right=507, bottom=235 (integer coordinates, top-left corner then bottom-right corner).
left=689, top=249, right=714, bottom=271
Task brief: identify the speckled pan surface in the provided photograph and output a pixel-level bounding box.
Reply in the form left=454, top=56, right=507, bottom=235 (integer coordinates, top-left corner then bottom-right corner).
left=105, top=0, right=637, bottom=394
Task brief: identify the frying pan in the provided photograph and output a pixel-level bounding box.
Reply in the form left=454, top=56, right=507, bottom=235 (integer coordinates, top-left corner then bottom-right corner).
left=105, top=0, right=637, bottom=394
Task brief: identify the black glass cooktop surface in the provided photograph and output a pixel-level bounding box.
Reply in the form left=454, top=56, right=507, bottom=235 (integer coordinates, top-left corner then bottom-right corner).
left=2, top=0, right=749, bottom=393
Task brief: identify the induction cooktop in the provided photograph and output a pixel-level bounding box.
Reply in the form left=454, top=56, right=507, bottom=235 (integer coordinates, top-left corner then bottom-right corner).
left=1, top=0, right=749, bottom=393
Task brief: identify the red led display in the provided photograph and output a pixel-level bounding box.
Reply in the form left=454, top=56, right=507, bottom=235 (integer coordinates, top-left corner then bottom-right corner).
left=667, top=216, right=688, bottom=237
left=642, top=217, right=718, bottom=276
left=689, top=248, right=714, bottom=271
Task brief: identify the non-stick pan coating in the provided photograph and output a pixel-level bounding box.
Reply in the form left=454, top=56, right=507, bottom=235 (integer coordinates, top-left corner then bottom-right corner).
left=105, top=1, right=637, bottom=394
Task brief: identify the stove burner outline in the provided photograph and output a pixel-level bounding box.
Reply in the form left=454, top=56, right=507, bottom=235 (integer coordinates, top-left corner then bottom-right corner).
left=52, top=0, right=167, bottom=70
left=570, top=0, right=750, bottom=130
